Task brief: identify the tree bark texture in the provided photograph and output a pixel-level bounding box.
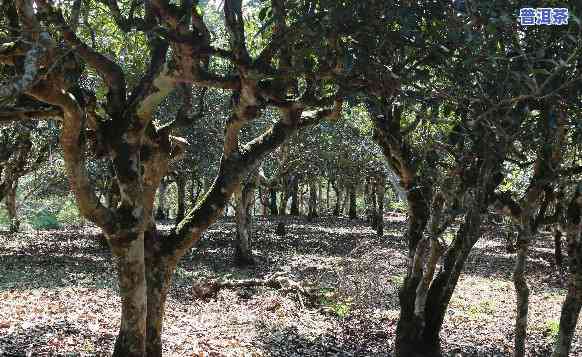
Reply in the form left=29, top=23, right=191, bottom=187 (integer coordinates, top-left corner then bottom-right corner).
left=308, top=179, right=318, bottom=220
left=234, top=172, right=258, bottom=266
left=552, top=190, right=582, bottom=357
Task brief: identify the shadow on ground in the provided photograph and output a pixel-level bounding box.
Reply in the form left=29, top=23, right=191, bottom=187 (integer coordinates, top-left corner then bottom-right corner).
left=1, top=215, right=579, bottom=356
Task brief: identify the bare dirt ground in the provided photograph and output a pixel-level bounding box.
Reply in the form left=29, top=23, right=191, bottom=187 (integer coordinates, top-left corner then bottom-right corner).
left=0, top=215, right=580, bottom=356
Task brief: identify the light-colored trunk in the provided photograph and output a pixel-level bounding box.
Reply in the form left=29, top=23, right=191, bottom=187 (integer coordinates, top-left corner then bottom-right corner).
left=333, top=185, right=342, bottom=216
left=112, top=235, right=147, bottom=357
left=308, top=179, right=318, bottom=220
left=341, top=186, right=349, bottom=215
left=290, top=177, right=299, bottom=215
left=144, top=228, right=174, bottom=357
left=234, top=179, right=256, bottom=266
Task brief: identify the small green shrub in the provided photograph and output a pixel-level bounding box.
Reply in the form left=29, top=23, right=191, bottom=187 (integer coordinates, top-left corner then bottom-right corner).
left=545, top=319, right=560, bottom=344
left=389, top=274, right=405, bottom=286
left=56, top=199, right=84, bottom=226
left=319, top=288, right=352, bottom=318
left=0, top=208, right=9, bottom=227
left=467, top=299, right=496, bottom=319
left=30, top=209, right=60, bottom=230
left=389, top=200, right=408, bottom=213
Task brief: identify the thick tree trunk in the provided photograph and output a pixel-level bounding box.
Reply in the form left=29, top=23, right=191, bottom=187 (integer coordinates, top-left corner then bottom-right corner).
left=513, top=230, right=531, bottom=357
left=234, top=177, right=256, bottom=266
left=307, top=179, right=318, bottom=221
left=393, top=188, right=484, bottom=356
left=269, top=188, right=278, bottom=215
left=394, top=187, right=431, bottom=357
left=175, top=175, right=186, bottom=223
left=6, top=183, right=19, bottom=233
left=349, top=184, right=357, bottom=219
left=111, top=235, right=147, bottom=357
left=143, top=229, right=173, bottom=357
left=552, top=293, right=581, bottom=357
left=423, top=204, right=483, bottom=347
left=552, top=194, right=582, bottom=357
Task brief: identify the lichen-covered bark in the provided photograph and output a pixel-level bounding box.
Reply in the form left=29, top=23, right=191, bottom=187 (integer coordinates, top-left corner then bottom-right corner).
left=421, top=201, right=484, bottom=353
left=144, top=228, right=175, bottom=357
left=369, top=99, right=504, bottom=357
left=111, top=235, right=147, bottom=357
left=234, top=172, right=258, bottom=266
left=509, top=105, right=566, bottom=357
left=11, top=2, right=345, bottom=355
left=0, top=129, right=35, bottom=233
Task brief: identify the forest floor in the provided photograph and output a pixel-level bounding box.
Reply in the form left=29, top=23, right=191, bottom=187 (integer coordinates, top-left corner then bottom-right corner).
left=0, top=214, right=580, bottom=357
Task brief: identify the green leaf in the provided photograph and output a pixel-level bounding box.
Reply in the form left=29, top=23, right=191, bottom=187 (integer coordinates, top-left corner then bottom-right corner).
left=531, top=68, right=551, bottom=76
left=259, top=6, right=271, bottom=22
